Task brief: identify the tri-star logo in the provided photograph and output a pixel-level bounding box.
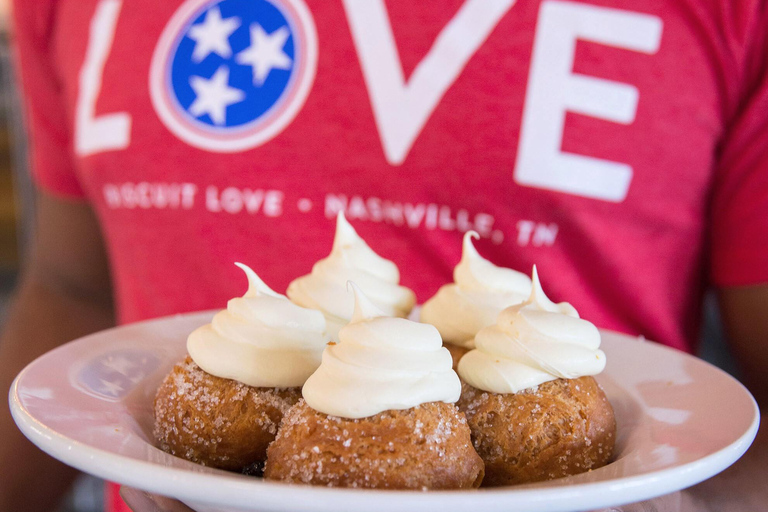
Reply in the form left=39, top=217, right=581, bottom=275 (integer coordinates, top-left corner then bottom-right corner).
left=149, top=0, right=318, bottom=152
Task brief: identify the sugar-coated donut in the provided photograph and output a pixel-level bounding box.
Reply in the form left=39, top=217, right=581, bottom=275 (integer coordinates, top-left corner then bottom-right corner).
left=153, top=357, right=301, bottom=471
left=458, top=376, right=615, bottom=486
left=265, top=400, right=484, bottom=489
left=444, top=343, right=470, bottom=370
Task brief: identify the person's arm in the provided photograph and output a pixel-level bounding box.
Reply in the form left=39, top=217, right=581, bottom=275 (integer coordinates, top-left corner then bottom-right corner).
left=590, top=287, right=767, bottom=512
left=675, top=285, right=768, bottom=511
left=0, top=192, right=115, bottom=512
left=718, top=285, right=768, bottom=406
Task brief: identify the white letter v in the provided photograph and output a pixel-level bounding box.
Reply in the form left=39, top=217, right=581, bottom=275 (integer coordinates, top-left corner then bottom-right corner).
left=342, top=0, right=515, bottom=165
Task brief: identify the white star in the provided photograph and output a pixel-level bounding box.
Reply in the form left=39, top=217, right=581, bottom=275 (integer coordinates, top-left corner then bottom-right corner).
left=236, top=23, right=293, bottom=85
left=98, top=378, right=124, bottom=397
left=188, top=66, right=245, bottom=125
left=187, top=7, right=240, bottom=63
left=129, top=372, right=147, bottom=385
left=101, top=356, right=134, bottom=376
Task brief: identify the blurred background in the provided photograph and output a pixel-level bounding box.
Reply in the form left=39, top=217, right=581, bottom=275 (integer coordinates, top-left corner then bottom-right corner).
left=0, top=0, right=21, bottom=321
left=0, top=1, right=104, bottom=510
left=0, top=0, right=739, bottom=510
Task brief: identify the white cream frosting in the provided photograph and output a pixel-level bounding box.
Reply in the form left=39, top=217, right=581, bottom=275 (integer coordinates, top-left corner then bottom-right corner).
left=421, top=231, right=532, bottom=348
left=302, top=282, right=461, bottom=419
left=187, top=263, right=329, bottom=388
left=287, top=213, right=416, bottom=341
left=458, top=266, right=605, bottom=394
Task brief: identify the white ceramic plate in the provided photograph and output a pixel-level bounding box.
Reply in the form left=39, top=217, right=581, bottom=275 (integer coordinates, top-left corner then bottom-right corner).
left=9, top=311, right=760, bottom=512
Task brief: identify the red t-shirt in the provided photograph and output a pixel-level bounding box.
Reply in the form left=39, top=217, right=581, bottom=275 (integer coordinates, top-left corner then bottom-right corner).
left=11, top=0, right=768, bottom=510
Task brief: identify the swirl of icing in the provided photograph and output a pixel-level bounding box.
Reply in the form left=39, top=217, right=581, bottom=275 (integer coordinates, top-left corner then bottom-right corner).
left=187, top=263, right=329, bottom=388
left=287, top=212, right=416, bottom=341
left=420, top=231, right=531, bottom=348
left=458, top=266, right=605, bottom=394
left=302, top=282, right=461, bottom=419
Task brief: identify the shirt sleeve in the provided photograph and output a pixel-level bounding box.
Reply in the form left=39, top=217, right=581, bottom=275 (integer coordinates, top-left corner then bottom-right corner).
left=709, top=3, right=768, bottom=287
left=11, top=0, right=85, bottom=198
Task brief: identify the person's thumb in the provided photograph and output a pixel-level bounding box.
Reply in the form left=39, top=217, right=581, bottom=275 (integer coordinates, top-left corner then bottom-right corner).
left=119, top=487, right=195, bottom=512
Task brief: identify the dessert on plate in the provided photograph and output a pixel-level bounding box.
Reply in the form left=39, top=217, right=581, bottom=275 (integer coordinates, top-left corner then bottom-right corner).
left=265, top=283, right=484, bottom=489
left=457, top=267, right=615, bottom=486
left=153, top=263, right=329, bottom=471
left=287, top=212, right=415, bottom=342
left=421, top=231, right=531, bottom=367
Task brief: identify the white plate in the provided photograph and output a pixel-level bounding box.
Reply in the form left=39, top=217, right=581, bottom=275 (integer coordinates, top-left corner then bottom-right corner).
left=9, top=311, right=760, bottom=512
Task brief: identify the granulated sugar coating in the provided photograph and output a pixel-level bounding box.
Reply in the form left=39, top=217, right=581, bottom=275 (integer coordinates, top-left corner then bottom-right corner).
left=457, top=376, right=615, bottom=486
left=265, top=400, right=485, bottom=489
left=153, top=356, right=301, bottom=471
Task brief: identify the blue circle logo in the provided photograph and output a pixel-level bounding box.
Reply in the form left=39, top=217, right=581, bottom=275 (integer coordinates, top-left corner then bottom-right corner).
left=150, top=0, right=317, bottom=152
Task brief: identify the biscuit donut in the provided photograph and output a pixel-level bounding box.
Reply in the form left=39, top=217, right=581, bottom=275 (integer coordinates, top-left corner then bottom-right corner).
left=153, top=357, right=300, bottom=471
left=265, top=400, right=484, bottom=489
left=458, top=376, right=615, bottom=486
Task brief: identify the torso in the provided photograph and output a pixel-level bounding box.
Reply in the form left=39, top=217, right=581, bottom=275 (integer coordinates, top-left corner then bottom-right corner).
left=34, top=0, right=753, bottom=351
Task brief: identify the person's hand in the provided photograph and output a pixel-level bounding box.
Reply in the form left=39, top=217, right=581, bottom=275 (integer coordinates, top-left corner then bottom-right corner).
left=119, top=487, right=195, bottom=512
left=120, top=488, right=702, bottom=512
left=591, top=491, right=706, bottom=512
left=122, top=488, right=691, bottom=512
